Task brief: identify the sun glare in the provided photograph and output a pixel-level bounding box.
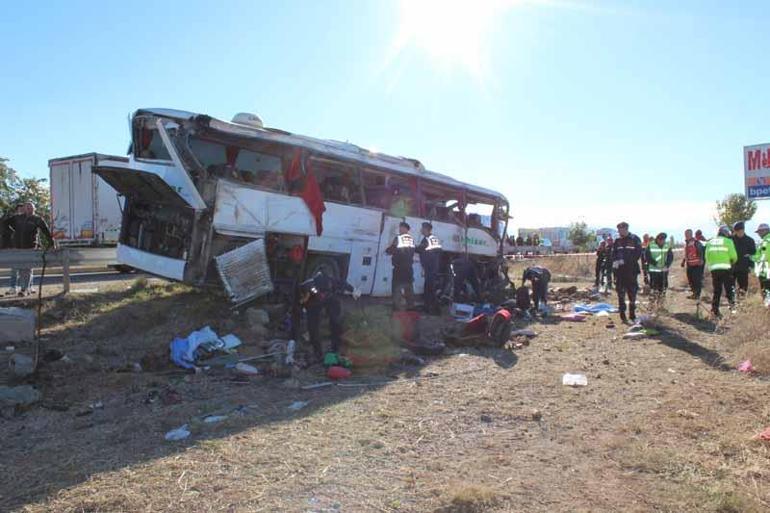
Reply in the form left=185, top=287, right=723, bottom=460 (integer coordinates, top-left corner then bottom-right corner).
left=392, top=0, right=508, bottom=80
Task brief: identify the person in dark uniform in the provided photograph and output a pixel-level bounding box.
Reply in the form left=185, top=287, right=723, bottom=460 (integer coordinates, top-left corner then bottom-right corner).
left=611, top=221, right=642, bottom=323
left=522, top=265, right=551, bottom=313
left=385, top=222, right=415, bottom=310
left=731, top=221, right=756, bottom=298
left=451, top=254, right=481, bottom=303
left=300, top=270, right=360, bottom=362
left=415, top=222, right=442, bottom=315
left=594, top=240, right=607, bottom=288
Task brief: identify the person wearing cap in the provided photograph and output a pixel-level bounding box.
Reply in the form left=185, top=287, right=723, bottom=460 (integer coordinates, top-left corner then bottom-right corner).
left=611, top=222, right=643, bottom=323
left=705, top=225, right=738, bottom=318
left=731, top=221, right=757, bottom=298
left=300, top=270, right=360, bottom=362
left=753, top=223, right=770, bottom=303
left=645, top=232, right=674, bottom=305
left=681, top=228, right=705, bottom=299
left=386, top=221, right=416, bottom=310
left=415, top=221, right=442, bottom=315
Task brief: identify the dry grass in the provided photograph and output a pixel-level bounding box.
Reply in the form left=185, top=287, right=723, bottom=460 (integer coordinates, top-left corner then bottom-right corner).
left=723, top=296, right=770, bottom=375
left=507, top=253, right=595, bottom=282
left=3, top=268, right=770, bottom=512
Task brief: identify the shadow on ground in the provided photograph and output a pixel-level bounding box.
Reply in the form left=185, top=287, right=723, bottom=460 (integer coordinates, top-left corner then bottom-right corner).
left=0, top=285, right=518, bottom=511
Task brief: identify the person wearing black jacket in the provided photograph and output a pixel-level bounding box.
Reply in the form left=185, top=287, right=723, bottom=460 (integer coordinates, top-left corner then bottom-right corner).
left=522, top=265, right=551, bottom=313
left=731, top=221, right=756, bottom=297
left=2, top=203, right=56, bottom=296
left=611, top=221, right=642, bottom=323
left=385, top=222, right=416, bottom=310
left=594, top=240, right=607, bottom=288
left=415, top=222, right=442, bottom=315
left=300, top=271, right=360, bottom=361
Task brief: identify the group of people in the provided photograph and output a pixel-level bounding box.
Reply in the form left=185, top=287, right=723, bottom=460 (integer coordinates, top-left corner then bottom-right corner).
left=0, top=202, right=56, bottom=296
left=595, top=220, right=770, bottom=321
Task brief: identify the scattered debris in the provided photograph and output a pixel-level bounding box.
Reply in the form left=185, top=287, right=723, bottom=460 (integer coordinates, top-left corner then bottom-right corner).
left=42, top=349, right=65, bottom=362
left=235, top=363, right=261, bottom=376
left=288, top=401, right=309, bottom=411
left=480, top=414, right=493, bottom=423
left=561, top=313, right=587, bottom=322
left=164, top=424, right=191, bottom=441
left=754, top=427, right=770, bottom=441
left=169, top=326, right=242, bottom=370
left=0, top=385, right=41, bottom=407
left=202, top=415, right=228, bottom=424
left=510, top=328, right=537, bottom=338
left=0, top=307, right=35, bottom=343
left=574, top=303, right=618, bottom=314
left=531, top=408, right=543, bottom=421
left=623, top=332, right=648, bottom=339
left=737, top=360, right=754, bottom=373
left=246, top=308, right=270, bottom=328
left=327, top=366, right=352, bottom=380
left=562, top=373, right=588, bottom=386
left=676, top=409, right=699, bottom=419
left=450, top=303, right=475, bottom=321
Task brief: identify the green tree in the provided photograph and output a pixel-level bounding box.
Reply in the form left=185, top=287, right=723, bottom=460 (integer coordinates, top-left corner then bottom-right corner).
left=0, top=157, right=51, bottom=219
left=568, top=221, right=595, bottom=251
left=714, top=193, right=757, bottom=228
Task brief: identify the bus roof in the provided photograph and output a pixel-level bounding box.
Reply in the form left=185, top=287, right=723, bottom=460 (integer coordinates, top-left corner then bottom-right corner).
left=136, top=108, right=507, bottom=204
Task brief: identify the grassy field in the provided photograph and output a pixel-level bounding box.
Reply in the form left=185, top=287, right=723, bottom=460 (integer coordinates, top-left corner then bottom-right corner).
left=1, top=265, right=769, bottom=512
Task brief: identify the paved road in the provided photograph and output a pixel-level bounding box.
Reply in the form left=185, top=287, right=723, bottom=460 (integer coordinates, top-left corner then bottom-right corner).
left=0, top=269, right=148, bottom=290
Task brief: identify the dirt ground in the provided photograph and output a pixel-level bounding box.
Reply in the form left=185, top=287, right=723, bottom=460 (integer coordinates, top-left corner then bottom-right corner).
left=1, top=264, right=769, bottom=513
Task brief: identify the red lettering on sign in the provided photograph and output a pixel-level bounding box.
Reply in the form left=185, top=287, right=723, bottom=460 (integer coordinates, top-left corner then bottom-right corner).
left=748, top=149, right=762, bottom=171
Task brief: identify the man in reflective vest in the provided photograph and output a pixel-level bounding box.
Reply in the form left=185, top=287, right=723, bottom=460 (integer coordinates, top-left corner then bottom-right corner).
left=680, top=229, right=705, bottom=299
left=645, top=232, right=673, bottom=305
left=731, top=221, right=757, bottom=298
left=386, top=221, right=416, bottom=310
left=416, top=222, right=442, bottom=315
left=753, top=223, right=770, bottom=305
left=611, top=221, right=642, bottom=323
left=704, top=225, right=738, bottom=318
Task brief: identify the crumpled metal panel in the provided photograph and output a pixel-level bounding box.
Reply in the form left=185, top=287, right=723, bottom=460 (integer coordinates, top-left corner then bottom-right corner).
left=215, top=239, right=273, bottom=304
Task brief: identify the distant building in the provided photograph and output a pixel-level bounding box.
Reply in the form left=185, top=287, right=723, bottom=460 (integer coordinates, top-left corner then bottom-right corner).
left=518, top=226, right=574, bottom=251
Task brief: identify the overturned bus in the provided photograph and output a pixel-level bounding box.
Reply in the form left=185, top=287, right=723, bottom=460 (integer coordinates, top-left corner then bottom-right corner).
left=94, top=109, right=510, bottom=304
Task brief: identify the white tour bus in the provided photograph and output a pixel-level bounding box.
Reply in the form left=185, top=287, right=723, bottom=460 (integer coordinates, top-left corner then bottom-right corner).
left=94, top=108, right=510, bottom=303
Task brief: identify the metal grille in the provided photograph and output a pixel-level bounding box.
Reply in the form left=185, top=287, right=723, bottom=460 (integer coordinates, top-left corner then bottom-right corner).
left=214, top=239, right=273, bottom=305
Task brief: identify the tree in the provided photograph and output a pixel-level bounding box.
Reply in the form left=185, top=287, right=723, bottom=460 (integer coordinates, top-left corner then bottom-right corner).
left=0, top=157, right=51, bottom=219
left=714, top=193, right=757, bottom=228
left=568, top=221, right=595, bottom=251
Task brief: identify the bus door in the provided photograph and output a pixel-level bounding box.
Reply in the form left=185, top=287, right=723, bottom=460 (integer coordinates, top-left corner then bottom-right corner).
left=347, top=241, right=378, bottom=295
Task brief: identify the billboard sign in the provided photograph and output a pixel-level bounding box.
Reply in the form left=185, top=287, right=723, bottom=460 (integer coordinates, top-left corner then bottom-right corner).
left=744, top=143, right=770, bottom=200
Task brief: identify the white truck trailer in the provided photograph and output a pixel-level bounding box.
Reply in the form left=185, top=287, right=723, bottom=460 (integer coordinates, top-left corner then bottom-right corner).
left=48, top=153, right=125, bottom=246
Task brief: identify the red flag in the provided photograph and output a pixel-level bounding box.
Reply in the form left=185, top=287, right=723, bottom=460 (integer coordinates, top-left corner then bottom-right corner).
left=286, top=149, right=326, bottom=235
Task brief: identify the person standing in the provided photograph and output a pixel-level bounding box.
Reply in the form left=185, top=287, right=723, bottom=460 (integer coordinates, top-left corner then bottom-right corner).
left=641, top=233, right=651, bottom=287
left=415, top=222, right=442, bottom=315
left=603, top=235, right=614, bottom=290
left=611, top=222, right=642, bottom=323
left=300, top=270, right=360, bottom=362
left=753, top=223, right=770, bottom=304
left=645, top=232, right=673, bottom=305
left=594, top=240, right=607, bottom=288
left=522, top=265, right=551, bottom=314
left=731, top=221, right=756, bottom=298
left=681, top=229, right=705, bottom=299
left=704, top=225, right=738, bottom=318
left=3, top=202, right=55, bottom=296
left=385, top=222, right=416, bottom=310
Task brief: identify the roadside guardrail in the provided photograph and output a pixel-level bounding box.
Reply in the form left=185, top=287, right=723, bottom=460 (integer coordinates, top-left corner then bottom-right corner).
left=0, top=248, right=117, bottom=294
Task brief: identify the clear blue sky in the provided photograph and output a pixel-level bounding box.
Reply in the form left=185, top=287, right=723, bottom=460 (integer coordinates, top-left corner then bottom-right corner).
left=2, top=0, right=769, bottom=237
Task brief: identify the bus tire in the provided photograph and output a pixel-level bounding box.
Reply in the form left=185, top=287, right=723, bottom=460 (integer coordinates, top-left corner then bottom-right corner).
left=306, top=256, right=340, bottom=281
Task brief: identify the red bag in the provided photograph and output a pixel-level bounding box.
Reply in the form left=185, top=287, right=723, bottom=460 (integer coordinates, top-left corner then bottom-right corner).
left=327, top=366, right=352, bottom=380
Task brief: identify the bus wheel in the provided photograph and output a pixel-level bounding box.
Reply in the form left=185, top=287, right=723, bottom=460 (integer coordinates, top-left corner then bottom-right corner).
left=306, top=256, right=340, bottom=281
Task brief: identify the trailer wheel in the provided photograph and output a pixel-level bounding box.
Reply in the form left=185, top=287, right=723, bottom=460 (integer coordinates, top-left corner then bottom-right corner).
left=110, top=264, right=135, bottom=274
left=305, top=256, right=340, bottom=281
